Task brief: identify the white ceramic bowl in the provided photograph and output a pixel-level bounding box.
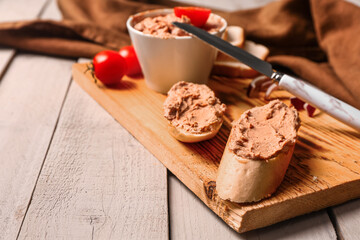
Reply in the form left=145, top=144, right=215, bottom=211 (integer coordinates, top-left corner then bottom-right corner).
left=126, top=9, right=227, bottom=93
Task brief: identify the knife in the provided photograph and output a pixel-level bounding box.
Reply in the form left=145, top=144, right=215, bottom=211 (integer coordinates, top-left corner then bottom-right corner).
left=173, top=22, right=360, bottom=131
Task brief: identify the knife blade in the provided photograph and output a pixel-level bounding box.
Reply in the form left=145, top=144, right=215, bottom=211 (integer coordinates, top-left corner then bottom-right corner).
left=173, top=22, right=360, bottom=131
left=173, top=22, right=274, bottom=78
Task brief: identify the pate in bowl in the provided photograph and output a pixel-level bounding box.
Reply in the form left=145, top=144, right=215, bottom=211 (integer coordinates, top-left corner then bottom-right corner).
left=126, top=9, right=227, bottom=93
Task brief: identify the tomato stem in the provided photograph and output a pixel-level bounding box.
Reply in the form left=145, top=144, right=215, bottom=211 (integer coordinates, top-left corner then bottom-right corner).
left=85, top=62, right=97, bottom=84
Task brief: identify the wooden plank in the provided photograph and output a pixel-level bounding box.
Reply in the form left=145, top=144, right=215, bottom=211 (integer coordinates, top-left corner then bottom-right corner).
left=169, top=174, right=255, bottom=239
left=0, top=54, right=74, bottom=239
left=72, top=63, right=360, bottom=233
left=39, top=0, right=61, bottom=20
left=0, top=49, right=15, bottom=79
left=330, top=200, right=360, bottom=240
left=0, top=0, right=48, bottom=22
left=170, top=175, right=336, bottom=239
left=18, top=79, right=168, bottom=239
left=0, top=2, right=72, bottom=238
left=0, top=0, right=48, bottom=82
left=255, top=211, right=336, bottom=240
left=18, top=3, right=167, bottom=239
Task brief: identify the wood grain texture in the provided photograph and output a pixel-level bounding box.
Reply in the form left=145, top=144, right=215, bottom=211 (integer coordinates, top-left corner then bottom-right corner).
left=0, top=0, right=352, bottom=238
left=331, top=200, right=360, bottom=240
left=0, top=0, right=47, bottom=22
left=254, top=211, right=336, bottom=240
left=18, top=80, right=168, bottom=239
left=0, top=0, right=48, bottom=87
left=169, top=175, right=252, bottom=240
left=40, top=0, right=61, bottom=20
left=169, top=175, right=336, bottom=240
left=0, top=49, right=15, bottom=79
left=73, top=63, right=360, bottom=233
left=0, top=2, right=74, bottom=239
left=0, top=54, right=74, bottom=239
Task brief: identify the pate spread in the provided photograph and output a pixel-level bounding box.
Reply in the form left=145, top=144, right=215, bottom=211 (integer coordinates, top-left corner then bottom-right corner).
left=134, top=13, right=223, bottom=38
left=229, top=100, right=300, bottom=160
left=163, top=81, right=226, bottom=134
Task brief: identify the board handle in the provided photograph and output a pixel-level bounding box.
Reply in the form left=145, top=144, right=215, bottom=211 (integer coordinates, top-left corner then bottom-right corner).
left=272, top=73, right=360, bottom=131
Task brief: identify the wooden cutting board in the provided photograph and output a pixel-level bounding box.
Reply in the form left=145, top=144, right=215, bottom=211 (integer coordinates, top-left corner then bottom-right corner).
left=72, top=63, right=360, bottom=233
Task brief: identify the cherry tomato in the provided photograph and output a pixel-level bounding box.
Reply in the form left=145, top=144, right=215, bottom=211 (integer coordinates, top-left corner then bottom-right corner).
left=92, top=50, right=127, bottom=85
left=174, top=7, right=211, bottom=27
left=119, top=46, right=142, bottom=76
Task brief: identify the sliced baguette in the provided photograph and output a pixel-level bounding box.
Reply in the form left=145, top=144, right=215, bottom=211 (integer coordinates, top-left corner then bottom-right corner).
left=222, top=26, right=245, bottom=48
left=167, top=120, right=223, bottom=143
left=216, top=142, right=294, bottom=203
left=216, top=26, right=245, bottom=62
left=213, top=40, right=270, bottom=78
left=216, top=100, right=300, bottom=203
left=163, top=81, right=226, bottom=143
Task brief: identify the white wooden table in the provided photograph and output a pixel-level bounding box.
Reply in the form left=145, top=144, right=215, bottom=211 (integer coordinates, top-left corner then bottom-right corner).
left=1, top=0, right=359, bottom=239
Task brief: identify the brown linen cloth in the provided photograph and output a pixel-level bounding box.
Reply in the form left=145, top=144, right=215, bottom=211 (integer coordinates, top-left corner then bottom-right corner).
left=0, top=0, right=359, bottom=109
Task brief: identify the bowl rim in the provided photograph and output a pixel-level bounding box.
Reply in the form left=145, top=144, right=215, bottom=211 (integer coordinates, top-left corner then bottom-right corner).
left=126, top=8, right=227, bottom=40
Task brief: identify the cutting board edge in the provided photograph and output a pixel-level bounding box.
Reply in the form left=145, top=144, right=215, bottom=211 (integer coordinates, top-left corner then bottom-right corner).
left=237, top=178, right=360, bottom=232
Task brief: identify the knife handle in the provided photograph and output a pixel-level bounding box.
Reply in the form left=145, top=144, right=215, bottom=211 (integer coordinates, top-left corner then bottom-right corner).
left=276, top=73, right=360, bottom=131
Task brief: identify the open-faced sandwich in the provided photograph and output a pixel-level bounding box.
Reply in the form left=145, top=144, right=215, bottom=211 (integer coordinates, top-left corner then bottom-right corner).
left=163, top=81, right=226, bottom=143
left=217, top=100, right=300, bottom=203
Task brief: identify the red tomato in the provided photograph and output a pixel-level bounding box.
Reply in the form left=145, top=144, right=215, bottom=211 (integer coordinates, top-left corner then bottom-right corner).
left=174, top=7, right=211, bottom=27
left=93, top=50, right=127, bottom=85
left=119, top=46, right=142, bottom=76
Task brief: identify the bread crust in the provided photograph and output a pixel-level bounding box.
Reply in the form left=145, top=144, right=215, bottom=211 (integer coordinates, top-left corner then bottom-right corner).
left=216, top=141, right=294, bottom=203
left=168, top=120, right=223, bottom=143
left=222, top=26, right=245, bottom=48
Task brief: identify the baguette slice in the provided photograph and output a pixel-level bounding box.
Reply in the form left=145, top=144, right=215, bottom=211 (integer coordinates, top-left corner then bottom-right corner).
left=213, top=40, right=270, bottom=78
left=167, top=119, right=223, bottom=143
left=217, top=142, right=294, bottom=203
left=216, top=100, right=300, bottom=203
left=222, top=26, right=245, bottom=48
left=163, top=81, right=226, bottom=143
left=216, top=26, right=245, bottom=62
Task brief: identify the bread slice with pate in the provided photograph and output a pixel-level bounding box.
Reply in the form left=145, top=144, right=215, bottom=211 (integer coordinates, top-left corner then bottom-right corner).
left=216, top=100, right=300, bottom=203
left=163, top=81, right=226, bottom=143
